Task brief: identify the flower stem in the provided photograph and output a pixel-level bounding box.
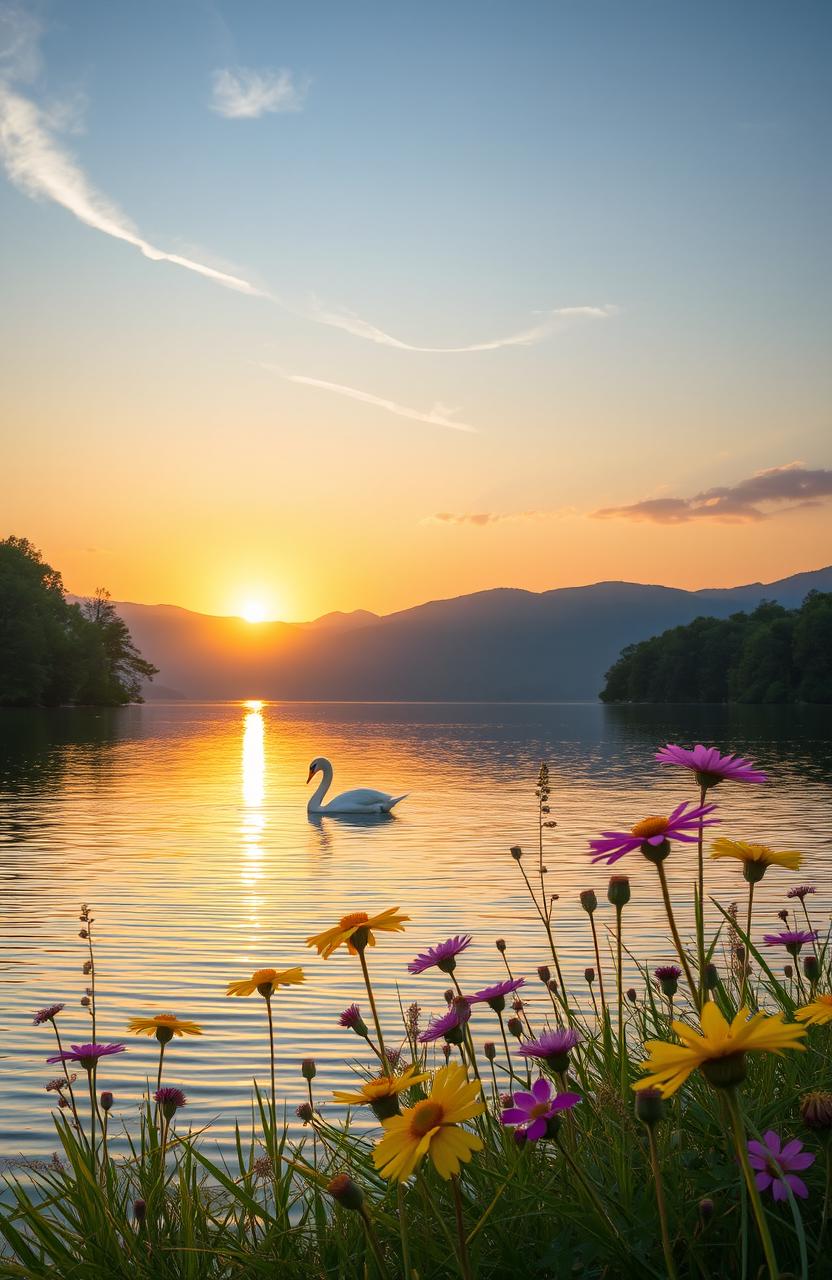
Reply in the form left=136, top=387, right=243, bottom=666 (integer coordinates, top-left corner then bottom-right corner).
left=555, top=1134, right=622, bottom=1241
left=359, top=1204, right=391, bottom=1280
left=589, top=913, right=608, bottom=1022
left=741, top=881, right=755, bottom=1006
left=451, top=1175, right=474, bottom=1280
left=647, top=1125, right=677, bottom=1280
left=52, top=1022, right=83, bottom=1137
left=654, top=860, right=700, bottom=1009
left=265, top=996, right=277, bottom=1129
left=496, top=1011, right=522, bottom=1085
left=615, top=903, right=627, bottom=1095
left=695, top=785, right=707, bottom=1003
left=724, top=1088, right=779, bottom=1279
left=358, top=946, right=390, bottom=1075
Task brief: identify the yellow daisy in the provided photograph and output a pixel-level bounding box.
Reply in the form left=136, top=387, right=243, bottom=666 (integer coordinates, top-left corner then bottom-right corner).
left=306, top=909, right=409, bottom=960
left=373, top=1063, right=485, bottom=1182
left=127, top=1013, right=203, bottom=1037
left=226, top=967, right=305, bottom=998
left=710, top=838, right=801, bottom=872
left=634, top=1002, right=807, bottom=1098
left=796, top=994, right=832, bottom=1027
left=333, top=1065, right=430, bottom=1107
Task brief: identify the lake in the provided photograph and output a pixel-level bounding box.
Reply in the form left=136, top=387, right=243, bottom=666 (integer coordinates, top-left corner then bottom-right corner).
left=1, top=701, right=830, bottom=1163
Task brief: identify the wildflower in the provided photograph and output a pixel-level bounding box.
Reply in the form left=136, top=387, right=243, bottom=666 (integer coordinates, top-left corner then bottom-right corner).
left=699, top=1198, right=715, bottom=1223
left=590, top=802, right=718, bottom=865
left=804, top=954, right=820, bottom=984
left=655, top=743, right=768, bottom=788
left=777, top=909, right=790, bottom=922
left=518, top=1028, right=580, bottom=1073
left=32, top=1004, right=65, bottom=1026
left=655, top=965, right=682, bottom=998
left=500, top=1077, right=581, bottom=1141
left=784, top=964, right=793, bottom=979
left=253, top=1154, right=273, bottom=1178
left=787, top=885, right=816, bottom=901
left=801, top=1091, right=832, bottom=1134
left=45, top=1076, right=74, bottom=1092
left=100, top=1091, right=113, bottom=1111
left=385, top=1047, right=402, bottom=1069
left=296, top=1102, right=314, bottom=1123
left=584, top=967, right=595, bottom=984
left=795, top=994, right=832, bottom=1027
left=483, top=1042, right=496, bottom=1061
left=153, top=1086, right=186, bottom=1119
left=711, top=838, right=801, bottom=882
left=634, top=1086, right=664, bottom=1127
left=333, top=1065, right=430, bottom=1120
left=634, top=1003, right=806, bottom=1097
left=306, top=909, right=408, bottom=959
left=226, top=967, right=304, bottom=998
left=373, top=1063, right=484, bottom=1182
left=407, top=934, right=472, bottom=975
left=404, top=1002, right=421, bottom=1038
left=338, top=1003, right=369, bottom=1036
left=510, top=846, right=523, bottom=861
left=704, top=964, right=720, bottom=991
left=301, top=1058, right=317, bottom=1080
left=46, top=1043, right=126, bottom=1070
left=418, top=998, right=471, bottom=1046
left=537, top=965, right=551, bottom=983
left=495, top=938, right=506, bottom=953
left=747, top=1130, right=815, bottom=1201
left=469, top=977, right=525, bottom=1011
left=627, top=988, right=638, bottom=1003
left=579, top=889, right=597, bottom=914
left=327, top=1173, right=364, bottom=1211
left=127, top=1013, right=203, bottom=1042
left=607, top=875, right=631, bottom=907
left=506, top=1017, right=523, bottom=1038
left=762, top=929, right=818, bottom=958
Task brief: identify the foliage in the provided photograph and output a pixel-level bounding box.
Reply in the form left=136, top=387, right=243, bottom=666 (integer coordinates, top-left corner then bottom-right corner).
left=0, top=537, right=157, bottom=707
left=600, top=592, right=832, bottom=704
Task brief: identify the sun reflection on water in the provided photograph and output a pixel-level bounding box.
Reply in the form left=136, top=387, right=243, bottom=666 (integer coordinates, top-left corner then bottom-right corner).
left=241, top=703, right=266, bottom=910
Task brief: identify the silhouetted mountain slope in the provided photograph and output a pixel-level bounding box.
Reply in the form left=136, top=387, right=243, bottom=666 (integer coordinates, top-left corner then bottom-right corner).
left=107, top=566, right=832, bottom=702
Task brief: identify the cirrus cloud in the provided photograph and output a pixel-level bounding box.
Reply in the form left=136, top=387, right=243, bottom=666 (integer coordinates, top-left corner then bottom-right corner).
left=593, top=463, right=832, bottom=524
left=210, top=67, right=308, bottom=119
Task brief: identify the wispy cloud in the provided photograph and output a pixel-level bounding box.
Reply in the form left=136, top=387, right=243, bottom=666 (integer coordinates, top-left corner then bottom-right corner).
left=425, top=508, right=573, bottom=526
left=0, top=82, right=267, bottom=295
left=306, top=300, right=615, bottom=353
left=593, top=463, right=832, bottom=524
left=263, top=365, right=476, bottom=433
left=210, top=67, right=307, bottom=119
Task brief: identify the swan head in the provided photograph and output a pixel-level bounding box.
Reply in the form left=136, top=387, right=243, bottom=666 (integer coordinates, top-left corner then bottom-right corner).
left=306, top=757, right=326, bottom=784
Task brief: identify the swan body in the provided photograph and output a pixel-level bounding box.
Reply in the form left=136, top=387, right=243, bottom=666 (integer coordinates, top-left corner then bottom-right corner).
left=306, top=757, right=407, bottom=815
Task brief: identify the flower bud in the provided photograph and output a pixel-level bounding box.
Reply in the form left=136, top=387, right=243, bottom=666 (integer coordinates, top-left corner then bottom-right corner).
left=698, top=1197, right=714, bottom=1224
left=634, top=1086, right=665, bottom=1127
left=584, top=967, right=595, bottom=984
left=803, top=954, right=820, bottom=983
left=80, top=997, right=90, bottom=1008
left=607, top=876, right=631, bottom=908
left=327, top=1173, right=365, bottom=1212
left=777, top=907, right=789, bottom=921
left=507, top=1017, right=523, bottom=1039
left=800, top=1090, right=832, bottom=1134
left=626, top=988, right=638, bottom=1003
left=579, top=889, right=598, bottom=914
left=441, top=1044, right=451, bottom=1063
left=547, top=979, right=558, bottom=994
left=483, top=1041, right=496, bottom=1061
left=133, top=1198, right=146, bottom=1224
left=784, top=963, right=793, bottom=978
left=301, top=1058, right=317, bottom=1080
left=495, top=939, right=506, bottom=953
left=444, top=988, right=455, bottom=1004
left=537, top=965, right=551, bottom=984
left=704, top=963, right=719, bottom=991
left=82, top=961, right=92, bottom=975
left=100, top=1091, right=113, bottom=1112
left=79, top=930, right=89, bottom=939
left=510, top=846, right=523, bottom=861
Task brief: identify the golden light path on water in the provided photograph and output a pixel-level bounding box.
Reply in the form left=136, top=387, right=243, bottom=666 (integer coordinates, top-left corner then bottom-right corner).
left=0, top=701, right=830, bottom=1162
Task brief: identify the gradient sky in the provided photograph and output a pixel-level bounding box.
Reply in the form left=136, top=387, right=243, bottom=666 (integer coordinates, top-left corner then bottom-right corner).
left=1, top=1, right=830, bottom=622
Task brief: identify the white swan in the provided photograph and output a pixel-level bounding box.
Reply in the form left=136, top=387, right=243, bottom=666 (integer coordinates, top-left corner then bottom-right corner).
left=306, top=757, right=407, bottom=815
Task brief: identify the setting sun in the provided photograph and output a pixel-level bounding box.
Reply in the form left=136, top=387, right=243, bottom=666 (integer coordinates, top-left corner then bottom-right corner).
left=240, top=600, right=268, bottom=624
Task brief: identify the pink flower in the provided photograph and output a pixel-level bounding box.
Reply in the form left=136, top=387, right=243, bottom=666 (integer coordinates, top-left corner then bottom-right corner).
left=656, top=744, right=767, bottom=786
left=500, top=1077, right=581, bottom=1142
left=747, top=1130, right=815, bottom=1202
left=589, top=801, right=718, bottom=865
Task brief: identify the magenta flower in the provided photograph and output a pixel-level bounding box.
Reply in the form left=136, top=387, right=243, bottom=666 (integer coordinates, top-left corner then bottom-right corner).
left=408, top=934, right=473, bottom=975
left=518, top=1028, right=580, bottom=1069
left=418, top=998, right=471, bottom=1043
left=469, top=978, right=526, bottom=1008
left=46, top=1043, right=126, bottom=1070
left=656, top=743, right=767, bottom=787
left=32, top=1004, right=65, bottom=1025
left=787, top=886, right=816, bottom=901
left=654, top=965, right=682, bottom=981
left=589, top=801, right=718, bottom=865
left=153, top=1086, right=187, bottom=1109
left=338, top=1004, right=368, bottom=1036
left=747, top=1130, right=815, bottom=1201
left=762, top=929, right=818, bottom=957
left=500, top=1077, right=581, bottom=1142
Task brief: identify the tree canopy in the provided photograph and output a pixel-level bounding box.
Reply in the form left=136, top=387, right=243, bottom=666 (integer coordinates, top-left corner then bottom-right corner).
left=600, top=592, right=832, bottom=704
left=0, top=536, right=158, bottom=707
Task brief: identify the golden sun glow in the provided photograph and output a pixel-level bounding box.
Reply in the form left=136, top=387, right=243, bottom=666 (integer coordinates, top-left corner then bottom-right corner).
left=240, top=600, right=268, bottom=624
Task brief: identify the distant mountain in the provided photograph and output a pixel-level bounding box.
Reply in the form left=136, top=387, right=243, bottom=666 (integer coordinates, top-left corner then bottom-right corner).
left=103, top=566, right=832, bottom=702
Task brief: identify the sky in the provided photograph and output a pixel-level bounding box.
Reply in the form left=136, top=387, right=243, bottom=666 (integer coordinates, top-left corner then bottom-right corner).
left=1, top=1, right=830, bottom=623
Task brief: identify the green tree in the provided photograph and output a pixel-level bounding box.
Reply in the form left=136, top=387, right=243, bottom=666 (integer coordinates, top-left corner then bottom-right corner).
left=76, top=588, right=158, bottom=704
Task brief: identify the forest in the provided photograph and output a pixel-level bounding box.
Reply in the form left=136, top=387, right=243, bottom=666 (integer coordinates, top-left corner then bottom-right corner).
left=600, top=592, right=832, bottom=704
left=0, top=536, right=158, bottom=706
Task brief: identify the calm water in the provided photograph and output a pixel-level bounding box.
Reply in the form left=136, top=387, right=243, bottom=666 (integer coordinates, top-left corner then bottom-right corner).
left=1, top=701, right=830, bottom=1162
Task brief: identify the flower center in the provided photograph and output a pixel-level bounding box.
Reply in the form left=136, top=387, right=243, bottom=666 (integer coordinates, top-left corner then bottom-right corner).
left=155, top=1013, right=177, bottom=1023
left=252, top=968, right=277, bottom=983
left=631, top=816, right=669, bottom=839
left=366, top=1077, right=395, bottom=1098
left=409, top=1100, right=444, bottom=1137
left=340, top=912, right=370, bottom=930
left=819, top=996, right=832, bottom=1008
left=529, top=1101, right=550, bottom=1119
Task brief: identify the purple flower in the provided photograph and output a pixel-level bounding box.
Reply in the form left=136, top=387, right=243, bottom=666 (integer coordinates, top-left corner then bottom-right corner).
left=656, top=744, right=768, bottom=786
left=517, top=1028, right=580, bottom=1069
left=338, top=1004, right=368, bottom=1036
left=589, top=802, right=718, bottom=865
left=762, top=929, right=818, bottom=956
left=747, top=1130, right=815, bottom=1202
left=46, top=1043, right=126, bottom=1070
left=654, top=965, right=682, bottom=981
left=407, top=935, right=473, bottom=975
left=787, top=886, right=816, bottom=901
left=153, top=1086, right=187, bottom=1109
left=500, top=1077, right=581, bottom=1142
left=32, top=1004, right=65, bottom=1025
left=469, top=978, right=526, bottom=1008
left=418, top=998, right=471, bottom=1043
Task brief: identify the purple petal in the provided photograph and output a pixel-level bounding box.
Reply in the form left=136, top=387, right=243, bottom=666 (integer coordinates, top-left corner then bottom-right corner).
left=512, top=1091, right=535, bottom=1110
left=772, top=1180, right=787, bottom=1202
left=531, top=1077, right=551, bottom=1103
left=500, top=1108, right=529, bottom=1126
left=755, top=1172, right=772, bottom=1191
left=785, top=1152, right=816, bottom=1172
left=525, top=1117, right=547, bottom=1142
left=785, top=1175, right=809, bottom=1199
left=747, top=1153, right=767, bottom=1171
left=779, top=1138, right=804, bottom=1162
left=747, top=1140, right=767, bottom=1159
left=762, top=1130, right=781, bottom=1157
left=552, top=1091, right=582, bottom=1111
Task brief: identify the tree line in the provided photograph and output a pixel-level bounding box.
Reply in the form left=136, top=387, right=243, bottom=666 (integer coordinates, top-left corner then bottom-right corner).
left=0, top=536, right=158, bottom=707
left=600, top=592, right=832, bottom=704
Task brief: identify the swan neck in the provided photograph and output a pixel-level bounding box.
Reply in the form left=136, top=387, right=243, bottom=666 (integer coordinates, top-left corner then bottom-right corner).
left=309, top=760, right=332, bottom=810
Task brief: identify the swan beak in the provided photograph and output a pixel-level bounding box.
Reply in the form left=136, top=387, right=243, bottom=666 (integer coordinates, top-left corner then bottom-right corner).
left=306, top=768, right=314, bottom=784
